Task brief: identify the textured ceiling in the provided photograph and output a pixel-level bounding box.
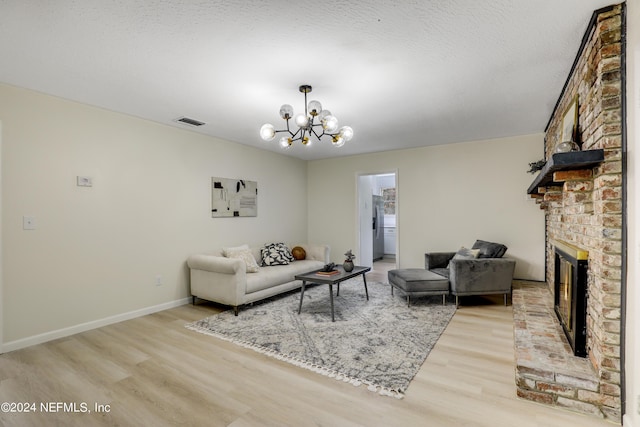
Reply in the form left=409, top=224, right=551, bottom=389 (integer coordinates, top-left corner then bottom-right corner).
left=0, top=0, right=616, bottom=160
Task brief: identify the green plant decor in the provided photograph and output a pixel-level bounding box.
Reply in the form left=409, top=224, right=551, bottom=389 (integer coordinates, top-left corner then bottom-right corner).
left=527, top=159, right=546, bottom=174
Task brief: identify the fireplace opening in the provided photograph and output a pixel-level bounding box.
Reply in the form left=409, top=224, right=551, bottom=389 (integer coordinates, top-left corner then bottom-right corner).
left=552, top=240, right=588, bottom=357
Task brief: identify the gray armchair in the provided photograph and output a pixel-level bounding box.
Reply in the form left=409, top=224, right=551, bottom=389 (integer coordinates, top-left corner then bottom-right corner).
left=425, top=240, right=516, bottom=307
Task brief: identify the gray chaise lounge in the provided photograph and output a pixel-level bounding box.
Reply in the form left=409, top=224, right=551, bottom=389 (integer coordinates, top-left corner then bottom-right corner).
left=425, top=240, right=516, bottom=306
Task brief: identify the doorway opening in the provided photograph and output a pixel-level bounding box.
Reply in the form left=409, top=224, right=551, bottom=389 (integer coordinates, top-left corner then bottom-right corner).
left=357, top=171, right=397, bottom=282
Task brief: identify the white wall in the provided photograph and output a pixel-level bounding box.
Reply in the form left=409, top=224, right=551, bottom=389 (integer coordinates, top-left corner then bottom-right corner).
left=625, top=0, right=639, bottom=425
left=308, top=133, right=546, bottom=280
left=0, top=84, right=309, bottom=346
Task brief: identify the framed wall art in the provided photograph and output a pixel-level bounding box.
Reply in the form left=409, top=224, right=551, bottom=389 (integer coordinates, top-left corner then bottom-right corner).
left=561, top=95, right=579, bottom=143
left=211, top=177, right=257, bottom=217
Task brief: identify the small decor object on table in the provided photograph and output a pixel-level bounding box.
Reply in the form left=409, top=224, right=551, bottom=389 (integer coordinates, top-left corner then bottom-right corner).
left=317, top=262, right=339, bottom=276
left=343, top=250, right=356, bottom=272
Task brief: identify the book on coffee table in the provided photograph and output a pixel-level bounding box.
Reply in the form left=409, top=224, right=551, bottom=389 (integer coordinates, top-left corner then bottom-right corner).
left=316, top=270, right=340, bottom=276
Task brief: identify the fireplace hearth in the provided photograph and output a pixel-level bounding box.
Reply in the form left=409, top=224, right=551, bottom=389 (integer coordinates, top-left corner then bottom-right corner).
left=552, top=240, right=588, bottom=357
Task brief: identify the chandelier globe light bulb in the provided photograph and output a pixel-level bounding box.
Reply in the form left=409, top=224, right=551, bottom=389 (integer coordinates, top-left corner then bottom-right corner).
left=279, top=136, right=292, bottom=149
left=279, top=104, right=293, bottom=120
left=338, top=126, right=354, bottom=142
left=318, top=109, right=331, bottom=121
left=294, top=113, right=309, bottom=128
left=260, top=123, right=276, bottom=141
left=307, top=100, right=322, bottom=116
left=322, top=115, right=339, bottom=133
left=332, top=136, right=345, bottom=147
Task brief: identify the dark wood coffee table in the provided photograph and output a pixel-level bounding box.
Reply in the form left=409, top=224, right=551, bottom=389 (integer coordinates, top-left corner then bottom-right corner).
left=295, top=265, right=371, bottom=322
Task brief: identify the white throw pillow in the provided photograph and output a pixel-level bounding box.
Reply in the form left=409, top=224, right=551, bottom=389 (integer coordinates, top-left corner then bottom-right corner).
left=226, top=248, right=260, bottom=273
left=222, top=244, right=249, bottom=257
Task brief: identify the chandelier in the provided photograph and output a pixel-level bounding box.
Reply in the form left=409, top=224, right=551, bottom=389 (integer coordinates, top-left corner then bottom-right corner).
left=259, top=84, right=353, bottom=149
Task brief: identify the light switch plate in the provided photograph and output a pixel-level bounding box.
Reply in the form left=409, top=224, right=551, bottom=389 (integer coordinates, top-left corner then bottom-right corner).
left=23, top=216, right=36, bottom=230
left=77, top=176, right=93, bottom=187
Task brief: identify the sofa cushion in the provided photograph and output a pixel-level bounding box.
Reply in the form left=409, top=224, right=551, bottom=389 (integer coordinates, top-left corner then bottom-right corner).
left=225, top=248, right=260, bottom=273
left=471, top=240, right=508, bottom=258
left=261, top=242, right=295, bottom=266
left=245, top=259, right=324, bottom=293
left=430, top=268, right=450, bottom=278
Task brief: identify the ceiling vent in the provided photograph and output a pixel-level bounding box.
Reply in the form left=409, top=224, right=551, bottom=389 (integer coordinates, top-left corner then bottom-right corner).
left=174, top=116, right=206, bottom=127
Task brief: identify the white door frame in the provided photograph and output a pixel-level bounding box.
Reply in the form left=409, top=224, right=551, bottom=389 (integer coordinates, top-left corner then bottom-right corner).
left=0, top=121, right=4, bottom=353
left=355, top=169, right=399, bottom=270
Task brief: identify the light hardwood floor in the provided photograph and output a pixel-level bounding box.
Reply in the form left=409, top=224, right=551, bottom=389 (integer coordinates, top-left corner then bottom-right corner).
left=0, top=282, right=618, bottom=426
left=368, top=258, right=396, bottom=282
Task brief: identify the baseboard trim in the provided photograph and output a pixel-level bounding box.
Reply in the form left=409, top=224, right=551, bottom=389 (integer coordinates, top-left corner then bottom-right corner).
left=1, top=297, right=190, bottom=353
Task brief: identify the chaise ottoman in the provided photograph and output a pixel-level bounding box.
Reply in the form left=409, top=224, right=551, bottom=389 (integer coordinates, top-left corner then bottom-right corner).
left=388, top=269, right=449, bottom=306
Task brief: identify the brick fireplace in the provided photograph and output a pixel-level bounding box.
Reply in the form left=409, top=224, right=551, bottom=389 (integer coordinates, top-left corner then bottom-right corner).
left=517, top=3, right=625, bottom=421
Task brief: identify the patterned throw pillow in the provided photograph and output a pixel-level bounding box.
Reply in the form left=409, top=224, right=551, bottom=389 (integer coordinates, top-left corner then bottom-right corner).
left=447, top=247, right=481, bottom=269
left=261, top=243, right=294, bottom=266
left=224, top=247, right=260, bottom=273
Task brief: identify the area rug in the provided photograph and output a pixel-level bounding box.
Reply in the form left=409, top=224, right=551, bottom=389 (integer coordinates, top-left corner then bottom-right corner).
left=185, top=279, right=456, bottom=398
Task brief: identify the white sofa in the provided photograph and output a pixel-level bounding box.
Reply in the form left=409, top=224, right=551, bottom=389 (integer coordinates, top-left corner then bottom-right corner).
left=187, top=243, right=330, bottom=315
